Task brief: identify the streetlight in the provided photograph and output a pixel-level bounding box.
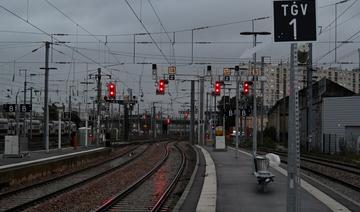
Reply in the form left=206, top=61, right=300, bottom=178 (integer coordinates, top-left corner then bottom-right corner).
left=335, top=0, right=350, bottom=64
left=240, top=30, right=271, bottom=159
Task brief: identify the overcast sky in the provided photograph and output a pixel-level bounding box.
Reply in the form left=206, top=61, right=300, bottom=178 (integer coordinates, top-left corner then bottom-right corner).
left=0, top=0, right=359, bottom=115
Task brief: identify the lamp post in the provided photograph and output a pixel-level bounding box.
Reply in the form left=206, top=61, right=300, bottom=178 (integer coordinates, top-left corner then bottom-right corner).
left=240, top=28, right=270, bottom=159
left=335, top=0, right=350, bottom=64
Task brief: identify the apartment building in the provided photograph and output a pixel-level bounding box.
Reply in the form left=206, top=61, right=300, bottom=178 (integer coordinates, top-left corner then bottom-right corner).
left=262, top=64, right=360, bottom=107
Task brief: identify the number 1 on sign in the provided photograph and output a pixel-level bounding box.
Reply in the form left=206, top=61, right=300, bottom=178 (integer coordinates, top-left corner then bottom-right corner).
left=289, top=18, right=297, bottom=40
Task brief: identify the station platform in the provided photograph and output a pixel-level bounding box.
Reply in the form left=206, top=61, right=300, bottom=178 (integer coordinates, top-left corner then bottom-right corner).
left=0, top=146, right=111, bottom=191
left=179, top=145, right=351, bottom=212
left=0, top=146, right=105, bottom=168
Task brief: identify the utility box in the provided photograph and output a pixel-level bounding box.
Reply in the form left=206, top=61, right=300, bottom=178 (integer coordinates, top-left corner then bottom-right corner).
left=3, top=136, right=28, bottom=157
left=4, top=135, right=19, bottom=155
left=215, top=126, right=226, bottom=151
left=215, top=136, right=226, bottom=150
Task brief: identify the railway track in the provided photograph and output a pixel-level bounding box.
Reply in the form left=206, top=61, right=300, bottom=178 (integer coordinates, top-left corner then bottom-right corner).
left=258, top=148, right=360, bottom=192
left=0, top=144, right=148, bottom=211
left=260, top=148, right=360, bottom=174
left=95, top=142, right=186, bottom=212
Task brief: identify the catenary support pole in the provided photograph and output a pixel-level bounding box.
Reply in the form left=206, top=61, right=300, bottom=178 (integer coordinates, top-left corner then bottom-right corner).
left=235, top=68, right=240, bottom=158
left=307, top=43, right=313, bottom=152
left=29, top=87, right=33, bottom=140
left=152, top=103, right=156, bottom=141
left=358, top=48, right=360, bottom=70
left=252, top=32, right=257, bottom=159
left=43, top=42, right=50, bottom=153
left=190, top=81, right=195, bottom=144
left=58, top=109, right=61, bottom=149
left=97, top=68, right=102, bottom=146
left=19, top=69, right=28, bottom=137
left=260, top=57, right=265, bottom=145
left=200, top=77, right=204, bottom=145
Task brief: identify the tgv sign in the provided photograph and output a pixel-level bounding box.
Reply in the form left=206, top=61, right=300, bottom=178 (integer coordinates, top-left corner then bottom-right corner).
left=273, top=0, right=317, bottom=42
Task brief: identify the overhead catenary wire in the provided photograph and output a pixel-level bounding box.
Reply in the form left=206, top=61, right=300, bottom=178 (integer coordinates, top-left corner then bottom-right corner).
left=0, top=3, right=111, bottom=70
left=319, top=0, right=358, bottom=35
left=147, top=0, right=175, bottom=64
left=147, top=0, right=172, bottom=43
left=320, top=10, right=360, bottom=35
left=43, top=0, right=125, bottom=72
left=315, top=27, right=360, bottom=63
left=125, top=0, right=171, bottom=64
left=0, top=17, right=269, bottom=38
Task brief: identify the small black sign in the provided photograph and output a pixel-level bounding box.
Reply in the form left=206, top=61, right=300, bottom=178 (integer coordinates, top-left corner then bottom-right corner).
left=273, top=0, right=316, bottom=42
left=3, top=104, right=32, bottom=112
left=20, top=104, right=32, bottom=112
left=3, top=104, right=16, bottom=112
left=241, top=108, right=251, bottom=117
left=169, top=74, right=175, bottom=80
left=224, top=76, right=230, bottom=81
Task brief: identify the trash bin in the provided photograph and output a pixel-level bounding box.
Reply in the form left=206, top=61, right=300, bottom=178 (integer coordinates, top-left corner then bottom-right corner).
left=255, top=156, right=269, bottom=172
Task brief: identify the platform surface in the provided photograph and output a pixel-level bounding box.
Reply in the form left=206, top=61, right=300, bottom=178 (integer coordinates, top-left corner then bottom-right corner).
left=0, top=146, right=104, bottom=168
left=181, top=145, right=352, bottom=212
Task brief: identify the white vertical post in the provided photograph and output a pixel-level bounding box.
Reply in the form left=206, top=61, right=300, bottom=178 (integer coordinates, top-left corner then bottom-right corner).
left=85, top=119, right=88, bottom=147
left=58, top=110, right=61, bottom=149
left=200, top=76, right=205, bottom=145
left=198, top=80, right=201, bottom=144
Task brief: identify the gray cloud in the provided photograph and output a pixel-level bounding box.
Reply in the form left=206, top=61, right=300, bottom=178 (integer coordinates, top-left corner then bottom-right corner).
left=0, top=0, right=359, bottom=113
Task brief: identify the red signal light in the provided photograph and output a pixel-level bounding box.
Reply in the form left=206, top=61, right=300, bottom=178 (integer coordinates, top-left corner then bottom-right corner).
left=108, top=82, right=116, bottom=99
left=157, top=79, right=166, bottom=95
left=214, top=81, right=221, bottom=96
left=184, top=112, right=189, bottom=119
left=243, top=81, right=250, bottom=95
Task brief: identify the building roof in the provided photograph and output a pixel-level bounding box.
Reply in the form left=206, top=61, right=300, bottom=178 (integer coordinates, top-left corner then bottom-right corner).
left=268, top=77, right=356, bottom=115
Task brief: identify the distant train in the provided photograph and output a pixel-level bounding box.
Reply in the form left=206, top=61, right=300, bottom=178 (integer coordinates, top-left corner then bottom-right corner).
left=0, top=118, right=77, bottom=137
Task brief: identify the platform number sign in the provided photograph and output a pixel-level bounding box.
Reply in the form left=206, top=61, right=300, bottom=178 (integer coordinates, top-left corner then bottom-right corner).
left=3, top=104, right=16, bottom=112
left=3, top=104, right=31, bottom=112
left=20, top=104, right=32, bottom=112
left=273, top=0, right=316, bottom=42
